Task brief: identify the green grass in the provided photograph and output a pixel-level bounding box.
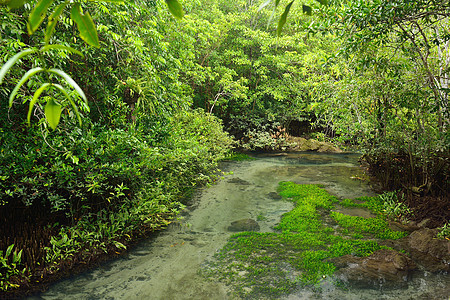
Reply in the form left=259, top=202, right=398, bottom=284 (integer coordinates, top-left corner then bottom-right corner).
left=201, top=182, right=407, bottom=299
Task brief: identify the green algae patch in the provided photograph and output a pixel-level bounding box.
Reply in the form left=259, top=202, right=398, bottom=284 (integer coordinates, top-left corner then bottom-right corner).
left=201, top=182, right=403, bottom=299
left=330, top=212, right=407, bottom=239
left=340, top=196, right=385, bottom=215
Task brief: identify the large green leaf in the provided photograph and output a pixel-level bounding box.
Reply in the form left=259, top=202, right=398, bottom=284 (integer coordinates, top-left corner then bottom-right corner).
left=28, top=83, right=52, bottom=124
left=44, top=1, right=70, bottom=44
left=28, top=0, right=55, bottom=34
left=165, top=0, right=184, bottom=20
left=44, top=98, right=62, bottom=130
left=9, top=67, right=45, bottom=106
left=48, top=68, right=87, bottom=103
left=70, top=3, right=99, bottom=47
left=277, top=1, right=294, bottom=36
left=0, top=49, right=36, bottom=85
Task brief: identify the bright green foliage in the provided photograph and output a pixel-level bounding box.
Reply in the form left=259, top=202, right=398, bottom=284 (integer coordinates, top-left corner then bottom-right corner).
left=275, top=182, right=337, bottom=233
left=0, top=244, right=26, bottom=291
left=203, top=182, right=397, bottom=298
left=176, top=0, right=336, bottom=149
left=340, top=196, right=385, bottom=215
left=436, top=223, right=450, bottom=240
left=222, top=152, right=255, bottom=161
left=330, top=212, right=407, bottom=240
left=340, top=192, right=413, bottom=223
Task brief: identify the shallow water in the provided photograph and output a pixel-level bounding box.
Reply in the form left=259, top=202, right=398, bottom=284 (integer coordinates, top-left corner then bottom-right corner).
left=32, top=153, right=449, bottom=300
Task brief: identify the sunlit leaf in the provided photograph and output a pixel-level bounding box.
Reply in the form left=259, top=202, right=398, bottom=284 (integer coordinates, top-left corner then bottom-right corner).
left=70, top=3, right=99, bottom=47
left=165, top=0, right=184, bottom=19
left=45, top=98, right=62, bottom=130
left=303, top=5, right=312, bottom=16
left=45, top=1, right=70, bottom=44
left=5, top=244, right=14, bottom=257
left=28, top=83, right=52, bottom=125
left=28, top=0, right=55, bottom=34
left=13, top=249, right=22, bottom=263
left=48, top=68, right=87, bottom=103
left=0, top=49, right=36, bottom=85
left=277, top=1, right=294, bottom=36
left=9, top=67, right=45, bottom=106
left=257, top=0, right=272, bottom=12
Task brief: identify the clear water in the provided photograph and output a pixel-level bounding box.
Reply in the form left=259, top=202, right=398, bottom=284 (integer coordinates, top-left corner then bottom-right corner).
left=31, top=153, right=449, bottom=300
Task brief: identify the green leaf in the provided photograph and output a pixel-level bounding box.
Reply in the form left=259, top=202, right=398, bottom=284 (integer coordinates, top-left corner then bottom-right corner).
left=9, top=67, right=45, bottom=107
left=7, top=0, right=26, bottom=9
left=40, top=44, right=84, bottom=57
left=48, top=68, right=87, bottom=103
left=13, top=249, right=22, bottom=264
left=303, top=4, right=312, bottom=16
left=275, top=0, right=281, bottom=6
left=70, top=3, right=99, bottom=47
left=0, top=49, right=36, bottom=85
left=165, top=0, right=184, bottom=20
left=52, top=83, right=82, bottom=125
left=5, top=244, right=14, bottom=258
left=45, top=98, right=62, bottom=130
left=45, top=1, right=70, bottom=44
left=277, top=1, right=294, bottom=37
left=257, top=0, right=272, bottom=12
left=28, top=0, right=55, bottom=34
left=28, top=83, right=52, bottom=125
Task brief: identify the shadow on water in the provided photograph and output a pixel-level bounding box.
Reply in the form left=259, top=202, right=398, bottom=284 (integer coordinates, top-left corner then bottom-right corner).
left=31, top=153, right=449, bottom=300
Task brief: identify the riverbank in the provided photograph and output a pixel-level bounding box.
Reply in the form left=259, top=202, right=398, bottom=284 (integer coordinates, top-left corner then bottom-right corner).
left=0, top=110, right=233, bottom=298
left=32, top=153, right=449, bottom=300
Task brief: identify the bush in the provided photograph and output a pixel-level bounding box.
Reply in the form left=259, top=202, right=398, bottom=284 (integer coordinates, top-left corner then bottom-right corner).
left=0, top=108, right=233, bottom=292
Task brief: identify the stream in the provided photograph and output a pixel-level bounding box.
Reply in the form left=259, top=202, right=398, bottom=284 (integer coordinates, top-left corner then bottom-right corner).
left=32, top=153, right=449, bottom=299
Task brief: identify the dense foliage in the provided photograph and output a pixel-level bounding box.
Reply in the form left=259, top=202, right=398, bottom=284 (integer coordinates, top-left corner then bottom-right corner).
left=1, top=0, right=448, bottom=295
left=309, top=0, right=449, bottom=194
left=0, top=0, right=233, bottom=294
